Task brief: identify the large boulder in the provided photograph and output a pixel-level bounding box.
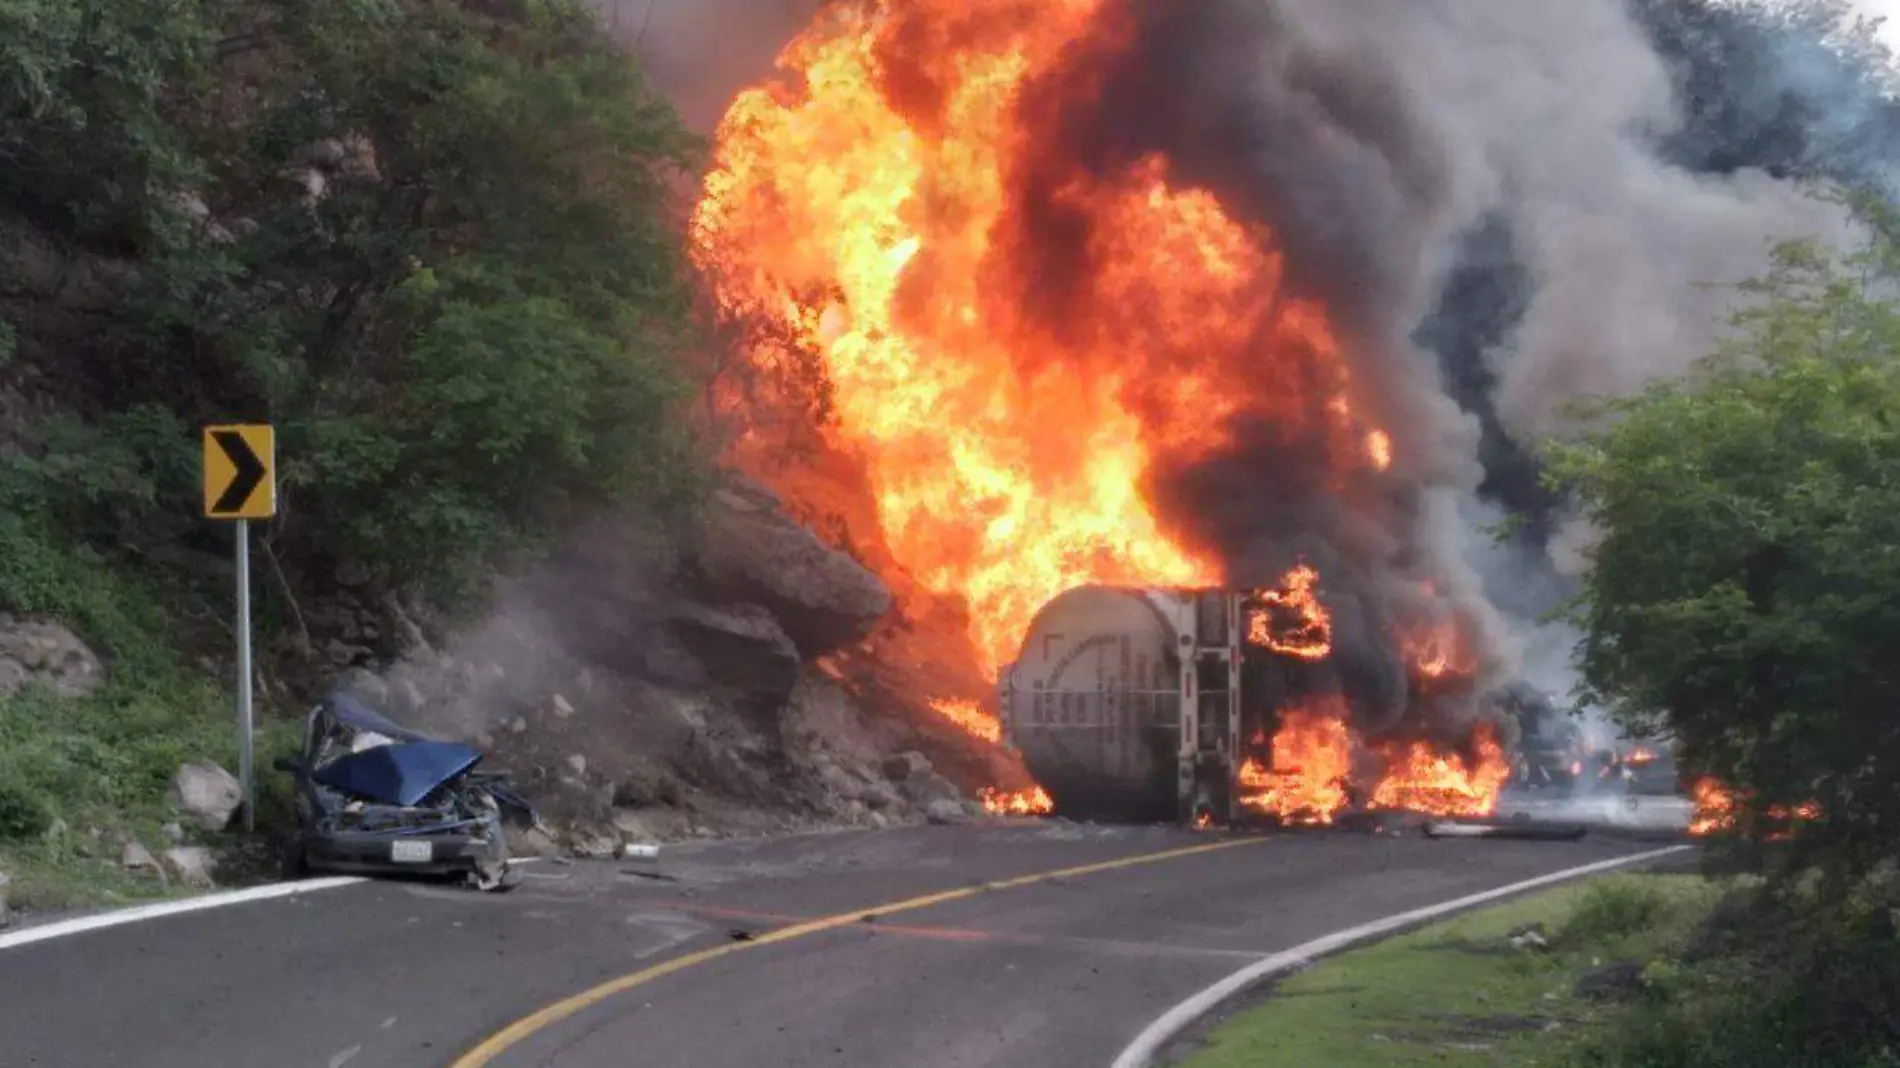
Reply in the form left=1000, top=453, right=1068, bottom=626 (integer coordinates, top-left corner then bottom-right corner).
left=783, top=670, right=887, bottom=770
left=925, top=798, right=972, bottom=825
left=0, top=615, right=105, bottom=699
left=169, top=762, right=242, bottom=832
left=661, top=601, right=800, bottom=719
left=696, top=480, right=893, bottom=655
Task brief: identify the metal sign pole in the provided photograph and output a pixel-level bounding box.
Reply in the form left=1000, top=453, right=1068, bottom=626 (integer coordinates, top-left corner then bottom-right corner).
left=203, top=423, right=273, bottom=835
left=235, top=517, right=255, bottom=832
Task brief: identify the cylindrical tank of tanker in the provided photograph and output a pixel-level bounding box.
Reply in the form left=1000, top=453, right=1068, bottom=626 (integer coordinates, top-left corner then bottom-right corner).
left=999, top=586, right=1186, bottom=821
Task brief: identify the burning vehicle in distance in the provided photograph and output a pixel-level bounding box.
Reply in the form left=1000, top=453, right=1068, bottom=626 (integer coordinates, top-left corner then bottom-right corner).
left=1489, top=682, right=1590, bottom=795
left=1595, top=741, right=1683, bottom=797
left=276, top=692, right=536, bottom=890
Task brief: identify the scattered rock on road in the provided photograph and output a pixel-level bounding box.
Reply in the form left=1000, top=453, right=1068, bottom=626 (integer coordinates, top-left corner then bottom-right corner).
left=924, top=799, right=970, bottom=825
left=568, top=829, right=620, bottom=859
left=170, top=762, right=242, bottom=831
left=899, top=767, right=964, bottom=808
left=0, top=615, right=105, bottom=699
left=506, top=824, right=562, bottom=858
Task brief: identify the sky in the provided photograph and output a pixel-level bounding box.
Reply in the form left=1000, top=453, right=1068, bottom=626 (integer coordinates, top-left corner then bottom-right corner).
left=1852, top=0, right=1900, bottom=50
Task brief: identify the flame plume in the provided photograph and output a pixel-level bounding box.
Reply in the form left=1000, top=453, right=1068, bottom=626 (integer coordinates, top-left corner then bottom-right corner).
left=690, top=0, right=1511, bottom=819
left=690, top=0, right=1385, bottom=679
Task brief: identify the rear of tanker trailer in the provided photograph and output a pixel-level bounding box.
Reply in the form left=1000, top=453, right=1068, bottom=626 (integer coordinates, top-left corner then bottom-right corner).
left=998, top=586, right=1279, bottom=824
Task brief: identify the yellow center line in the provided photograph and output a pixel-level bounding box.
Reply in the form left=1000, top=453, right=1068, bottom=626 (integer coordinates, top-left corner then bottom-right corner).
left=449, top=834, right=1267, bottom=1067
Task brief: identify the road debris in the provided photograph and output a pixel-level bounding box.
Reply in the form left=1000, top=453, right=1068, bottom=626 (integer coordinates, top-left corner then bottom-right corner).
left=1424, top=820, right=1589, bottom=842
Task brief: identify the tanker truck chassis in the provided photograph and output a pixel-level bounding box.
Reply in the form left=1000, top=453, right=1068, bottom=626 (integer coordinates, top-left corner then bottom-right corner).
left=996, top=586, right=1283, bottom=825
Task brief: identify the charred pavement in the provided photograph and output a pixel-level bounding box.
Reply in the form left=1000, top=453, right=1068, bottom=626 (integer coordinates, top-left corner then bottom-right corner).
left=0, top=822, right=1684, bottom=1068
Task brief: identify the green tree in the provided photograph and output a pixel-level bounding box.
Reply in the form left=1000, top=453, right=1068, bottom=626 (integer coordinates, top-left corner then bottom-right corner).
left=1548, top=212, right=1900, bottom=876
left=1, top=0, right=704, bottom=621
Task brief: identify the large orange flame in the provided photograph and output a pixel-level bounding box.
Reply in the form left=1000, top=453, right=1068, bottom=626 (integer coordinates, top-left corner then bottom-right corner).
left=1239, top=703, right=1512, bottom=824
left=1238, top=702, right=1354, bottom=824
left=690, top=0, right=1385, bottom=679
left=1369, top=725, right=1512, bottom=818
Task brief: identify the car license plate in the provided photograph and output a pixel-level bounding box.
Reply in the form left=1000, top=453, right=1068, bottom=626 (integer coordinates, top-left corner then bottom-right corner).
left=390, top=839, right=433, bottom=864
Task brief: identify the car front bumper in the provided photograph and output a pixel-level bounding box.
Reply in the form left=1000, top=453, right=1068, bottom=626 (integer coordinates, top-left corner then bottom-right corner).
left=304, top=829, right=502, bottom=876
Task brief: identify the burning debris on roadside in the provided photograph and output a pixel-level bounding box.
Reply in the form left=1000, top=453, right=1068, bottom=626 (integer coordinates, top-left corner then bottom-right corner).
left=1687, top=778, right=1823, bottom=839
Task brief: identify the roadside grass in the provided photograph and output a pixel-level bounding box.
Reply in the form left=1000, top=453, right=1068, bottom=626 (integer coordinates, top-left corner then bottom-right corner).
left=0, top=513, right=301, bottom=910
left=1177, top=873, right=1725, bottom=1068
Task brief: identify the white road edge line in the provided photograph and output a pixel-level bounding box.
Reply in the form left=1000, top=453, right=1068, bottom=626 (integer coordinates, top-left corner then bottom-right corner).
left=0, top=876, right=367, bottom=952
left=0, top=853, right=555, bottom=952
left=1108, top=844, right=1694, bottom=1068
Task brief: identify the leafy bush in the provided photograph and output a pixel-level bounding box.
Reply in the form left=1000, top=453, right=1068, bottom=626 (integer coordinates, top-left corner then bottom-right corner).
left=1558, top=878, right=1675, bottom=948
left=1574, top=872, right=1900, bottom=1068
left=1547, top=194, right=1900, bottom=1065
left=0, top=781, right=54, bottom=842
left=1549, top=207, right=1900, bottom=875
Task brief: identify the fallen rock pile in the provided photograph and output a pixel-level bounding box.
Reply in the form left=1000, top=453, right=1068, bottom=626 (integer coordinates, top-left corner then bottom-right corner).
left=327, top=475, right=1007, bottom=855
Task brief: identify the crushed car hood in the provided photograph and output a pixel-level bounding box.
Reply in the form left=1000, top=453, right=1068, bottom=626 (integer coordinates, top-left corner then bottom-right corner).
left=312, top=740, right=485, bottom=807
left=325, top=691, right=434, bottom=743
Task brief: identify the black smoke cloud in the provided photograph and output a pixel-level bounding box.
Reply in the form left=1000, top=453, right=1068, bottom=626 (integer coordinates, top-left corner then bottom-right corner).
left=985, top=0, right=1868, bottom=729
left=978, top=0, right=1495, bottom=736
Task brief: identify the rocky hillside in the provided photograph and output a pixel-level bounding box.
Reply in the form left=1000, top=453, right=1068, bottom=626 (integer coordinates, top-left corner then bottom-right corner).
left=339, top=476, right=1023, bottom=859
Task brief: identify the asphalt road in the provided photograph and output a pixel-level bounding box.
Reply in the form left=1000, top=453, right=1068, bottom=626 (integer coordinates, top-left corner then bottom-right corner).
left=0, top=822, right=1681, bottom=1068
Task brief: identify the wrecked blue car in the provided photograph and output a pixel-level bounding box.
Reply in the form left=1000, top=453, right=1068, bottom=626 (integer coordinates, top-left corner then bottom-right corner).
left=275, top=692, right=536, bottom=891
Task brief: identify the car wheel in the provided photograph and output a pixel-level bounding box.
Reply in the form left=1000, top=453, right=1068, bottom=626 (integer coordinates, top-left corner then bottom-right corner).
left=469, top=816, right=516, bottom=893
left=279, top=832, right=310, bottom=881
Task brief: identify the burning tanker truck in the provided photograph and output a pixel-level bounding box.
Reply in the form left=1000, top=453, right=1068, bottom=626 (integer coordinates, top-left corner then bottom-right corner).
left=995, top=581, right=1519, bottom=827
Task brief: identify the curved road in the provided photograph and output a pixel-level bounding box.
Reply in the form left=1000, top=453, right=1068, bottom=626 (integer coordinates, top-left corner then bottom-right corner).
left=0, top=823, right=1681, bottom=1068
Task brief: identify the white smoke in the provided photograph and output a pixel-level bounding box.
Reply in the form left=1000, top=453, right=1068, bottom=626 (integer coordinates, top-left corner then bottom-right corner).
left=1272, top=0, right=1863, bottom=440
left=1246, top=0, right=1866, bottom=720
left=594, top=0, right=829, bottom=132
